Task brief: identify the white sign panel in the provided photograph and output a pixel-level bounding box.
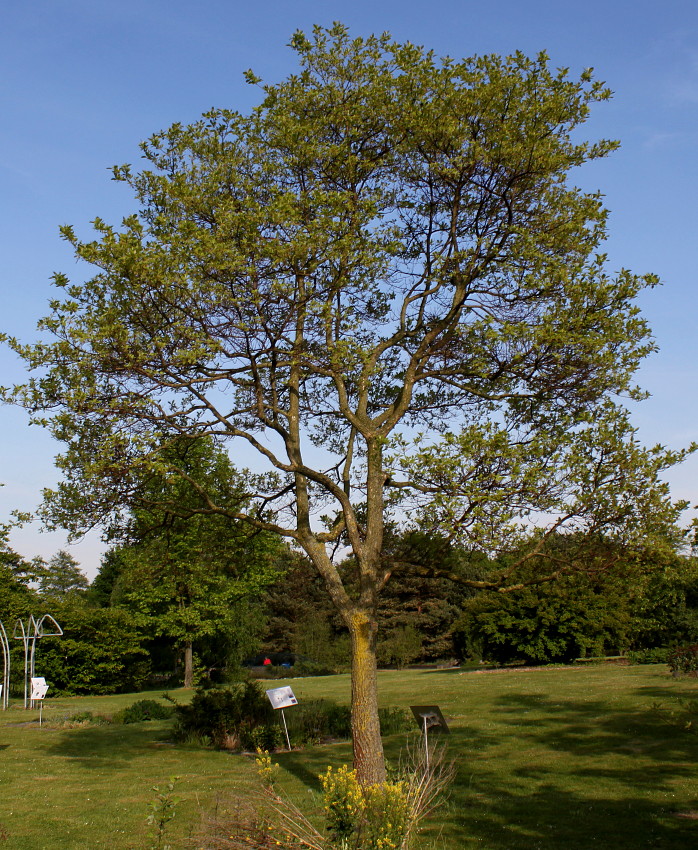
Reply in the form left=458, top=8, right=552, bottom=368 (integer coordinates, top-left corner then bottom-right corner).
left=30, top=677, right=49, bottom=701
left=266, top=686, right=298, bottom=710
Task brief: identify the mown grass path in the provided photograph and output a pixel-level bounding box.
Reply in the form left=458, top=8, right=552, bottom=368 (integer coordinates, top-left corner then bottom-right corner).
left=0, top=665, right=696, bottom=848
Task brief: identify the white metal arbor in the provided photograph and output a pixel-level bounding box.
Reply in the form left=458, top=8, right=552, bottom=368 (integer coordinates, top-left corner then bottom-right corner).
left=12, top=614, right=62, bottom=708
left=0, top=620, right=10, bottom=710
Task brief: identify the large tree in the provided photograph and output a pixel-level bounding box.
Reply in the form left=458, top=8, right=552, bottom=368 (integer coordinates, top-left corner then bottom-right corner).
left=109, top=437, right=284, bottom=686
left=38, top=550, right=89, bottom=601
left=4, top=25, right=691, bottom=782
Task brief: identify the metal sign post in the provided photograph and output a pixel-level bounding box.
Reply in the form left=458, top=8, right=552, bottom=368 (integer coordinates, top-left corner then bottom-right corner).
left=410, top=705, right=449, bottom=771
left=265, top=686, right=298, bottom=750
left=31, top=677, right=49, bottom=726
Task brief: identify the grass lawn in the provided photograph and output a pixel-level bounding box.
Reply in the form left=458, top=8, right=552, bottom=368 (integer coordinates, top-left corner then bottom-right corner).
left=0, top=665, right=696, bottom=849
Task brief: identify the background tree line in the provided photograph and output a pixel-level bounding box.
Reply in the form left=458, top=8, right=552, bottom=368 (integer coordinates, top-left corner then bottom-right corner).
left=3, top=504, right=697, bottom=697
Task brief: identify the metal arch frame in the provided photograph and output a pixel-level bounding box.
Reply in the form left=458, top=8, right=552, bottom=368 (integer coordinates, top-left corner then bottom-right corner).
left=0, top=620, right=10, bottom=710
left=13, top=614, right=63, bottom=709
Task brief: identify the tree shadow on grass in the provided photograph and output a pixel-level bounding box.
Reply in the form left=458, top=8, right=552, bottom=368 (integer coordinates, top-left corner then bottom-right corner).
left=43, top=721, right=172, bottom=768
left=274, top=723, right=698, bottom=850
left=488, top=691, right=698, bottom=772
left=429, top=694, right=698, bottom=848
left=443, top=781, right=698, bottom=850
left=633, top=683, right=698, bottom=700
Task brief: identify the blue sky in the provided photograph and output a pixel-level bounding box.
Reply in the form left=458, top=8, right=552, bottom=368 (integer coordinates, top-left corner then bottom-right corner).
left=1, top=0, right=697, bottom=577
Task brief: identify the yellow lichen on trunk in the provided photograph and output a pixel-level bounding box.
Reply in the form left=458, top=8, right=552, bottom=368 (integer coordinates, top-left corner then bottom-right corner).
left=349, top=611, right=386, bottom=785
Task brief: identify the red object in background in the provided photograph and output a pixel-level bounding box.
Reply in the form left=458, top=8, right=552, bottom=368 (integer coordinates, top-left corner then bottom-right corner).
left=263, top=657, right=272, bottom=666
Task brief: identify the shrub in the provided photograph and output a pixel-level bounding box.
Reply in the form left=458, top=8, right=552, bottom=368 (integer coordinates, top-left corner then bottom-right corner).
left=173, top=681, right=274, bottom=749
left=322, top=764, right=410, bottom=850
left=175, top=689, right=411, bottom=750
left=291, top=658, right=339, bottom=676
left=379, top=706, right=413, bottom=736
left=284, top=700, right=411, bottom=746
left=112, top=699, right=174, bottom=724
left=668, top=644, right=698, bottom=677
left=627, top=647, right=669, bottom=665
left=196, top=746, right=454, bottom=849
left=251, top=724, right=285, bottom=752
left=33, top=603, right=150, bottom=695
left=284, top=698, right=350, bottom=745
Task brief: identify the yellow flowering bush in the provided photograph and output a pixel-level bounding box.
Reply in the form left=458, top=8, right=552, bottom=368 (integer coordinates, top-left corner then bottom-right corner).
left=362, top=781, right=410, bottom=850
left=320, top=765, right=365, bottom=844
left=320, top=765, right=410, bottom=850
left=255, top=750, right=280, bottom=790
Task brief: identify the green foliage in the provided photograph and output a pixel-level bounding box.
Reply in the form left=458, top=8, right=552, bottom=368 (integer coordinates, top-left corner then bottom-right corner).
left=378, top=707, right=414, bottom=737
left=377, top=534, right=489, bottom=663
left=260, top=553, right=344, bottom=650
left=377, top=624, right=423, bottom=669
left=0, top=526, right=37, bottom=623
left=629, top=556, right=698, bottom=649
left=667, top=644, right=698, bottom=677
left=293, top=615, right=351, bottom=672
left=112, top=699, right=174, bottom=724
left=287, top=701, right=410, bottom=746
left=173, top=681, right=274, bottom=749
left=250, top=724, right=285, bottom=752
left=451, top=546, right=698, bottom=666
left=627, top=648, right=669, bottom=664
left=35, top=603, right=150, bottom=694
left=174, top=688, right=409, bottom=750
left=285, top=698, right=351, bottom=745
left=86, top=547, right=124, bottom=608
left=103, top=437, right=284, bottom=683
left=452, top=567, right=633, bottom=665
left=146, top=776, right=180, bottom=850
left=37, top=549, right=89, bottom=601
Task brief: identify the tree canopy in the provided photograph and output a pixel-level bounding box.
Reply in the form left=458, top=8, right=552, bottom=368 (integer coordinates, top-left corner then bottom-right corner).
left=37, top=549, right=89, bottom=601
left=4, top=24, right=692, bottom=782
left=106, top=437, right=284, bottom=686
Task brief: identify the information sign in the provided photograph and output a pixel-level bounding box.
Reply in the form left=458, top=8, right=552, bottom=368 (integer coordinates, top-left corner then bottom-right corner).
left=409, top=705, right=449, bottom=734
left=30, top=677, right=48, bottom=701
left=266, top=686, right=298, bottom=710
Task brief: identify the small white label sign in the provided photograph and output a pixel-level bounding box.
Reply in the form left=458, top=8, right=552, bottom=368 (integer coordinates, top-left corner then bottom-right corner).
left=266, top=686, right=298, bottom=710
left=30, top=677, right=49, bottom=701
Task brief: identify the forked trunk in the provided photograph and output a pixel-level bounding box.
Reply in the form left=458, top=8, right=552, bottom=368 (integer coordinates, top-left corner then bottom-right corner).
left=183, top=641, right=194, bottom=689
left=349, top=611, right=386, bottom=785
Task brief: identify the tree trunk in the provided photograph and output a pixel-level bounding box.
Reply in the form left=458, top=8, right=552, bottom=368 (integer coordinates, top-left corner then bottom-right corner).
left=183, top=641, right=194, bottom=688
left=349, top=611, right=386, bottom=785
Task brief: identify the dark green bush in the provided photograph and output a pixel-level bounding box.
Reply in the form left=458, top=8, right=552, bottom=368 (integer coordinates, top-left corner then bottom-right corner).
left=250, top=724, right=285, bottom=751
left=173, top=681, right=274, bottom=749
left=174, top=687, right=411, bottom=750
left=668, top=644, right=698, bottom=677
left=284, top=698, right=350, bottom=744
left=284, top=700, right=411, bottom=746
left=112, top=699, right=174, bottom=724
left=34, top=603, right=150, bottom=695
left=292, top=658, right=338, bottom=677
left=378, top=706, right=413, bottom=736
left=627, top=648, right=669, bottom=665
